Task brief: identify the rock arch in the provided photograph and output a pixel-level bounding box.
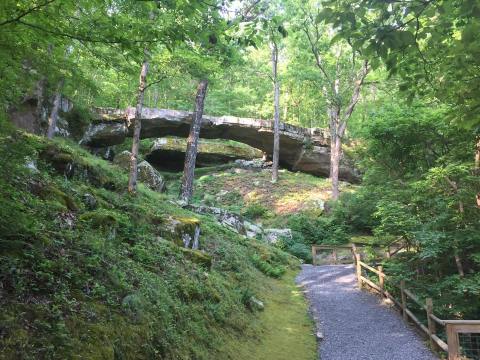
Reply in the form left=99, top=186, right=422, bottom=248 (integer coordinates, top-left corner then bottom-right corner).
left=81, top=107, right=357, bottom=181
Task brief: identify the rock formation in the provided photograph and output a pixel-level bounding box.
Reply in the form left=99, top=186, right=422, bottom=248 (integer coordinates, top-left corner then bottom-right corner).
left=145, top=137, right=263, bottom=170
left=81, top=107, right=358, bottom=181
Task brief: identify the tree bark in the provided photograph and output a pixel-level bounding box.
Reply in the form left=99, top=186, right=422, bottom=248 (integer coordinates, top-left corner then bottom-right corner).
left=445, top=176, right=465, bottom=277
left=180, top=79, right=208, bottom=203
left=476, top=137, right=480, bottom=207
left=46, top=78, right=64, bottom=139
left=271, top=42, right=280, bottom=183
left=329, top=60, right=369, bottom=200
left=331, top=129, right=342, bottom=200
left=128, top=55, right=149, bottom=193
left=35, top=76, right=46, bottom=134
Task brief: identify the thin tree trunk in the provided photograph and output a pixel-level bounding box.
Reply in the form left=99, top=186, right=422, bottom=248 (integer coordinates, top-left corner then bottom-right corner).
left=180, top=79, right=208, bottom=203
left=35, top=76, right=46, bottom=134
left=476, top=137, right=480, bottom=207
left=331, top=131, right=341, bottom=200
left=271, top=42, right=280, bottom=183
left=445, top=176, right=465, bottom=277
left=46, top=78, right=65, bottom=139
left=128, top=55, right=149, bottom=193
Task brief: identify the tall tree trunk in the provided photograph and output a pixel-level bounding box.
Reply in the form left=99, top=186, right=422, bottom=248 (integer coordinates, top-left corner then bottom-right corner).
left=476, top=137, right=480, bottom=207
left=46, top=78, right=64, bottom=139
left=35, top=76, right=46, bottom=134
left=328, top=106, right=342, bottom=200
left=128, top=55, right=149, bottom=193
left=331, top=131, right=342, bottom=201
left=445, top=176, right=465, bottom=277
left=180, top=79, right=208, bottom=203
left=271, top=42, right=280, bottom=183
left=329, top=60, right=370, bottom=201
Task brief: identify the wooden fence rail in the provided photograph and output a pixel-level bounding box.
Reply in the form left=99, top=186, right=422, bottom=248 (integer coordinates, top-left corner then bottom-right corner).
left=354, top=253, right=480, bottom=360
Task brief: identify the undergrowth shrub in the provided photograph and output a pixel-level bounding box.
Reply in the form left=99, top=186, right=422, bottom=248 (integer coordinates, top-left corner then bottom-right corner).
left=242, top=202, right=269, bottom=220
left=287, top=212, right=349, bottom=245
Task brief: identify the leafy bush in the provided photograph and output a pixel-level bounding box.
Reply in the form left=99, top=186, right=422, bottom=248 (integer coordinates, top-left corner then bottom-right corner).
left=288, top=243, right=312, bottom=263
left=331, top=190, right=379, bottom=233
left=242, top=202, right=269, bottom=220
left=287, top=212, right=349, bottom=245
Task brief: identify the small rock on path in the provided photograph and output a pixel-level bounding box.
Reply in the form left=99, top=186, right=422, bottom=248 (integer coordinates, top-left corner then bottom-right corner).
left=296, top=264, right=438, bottom=360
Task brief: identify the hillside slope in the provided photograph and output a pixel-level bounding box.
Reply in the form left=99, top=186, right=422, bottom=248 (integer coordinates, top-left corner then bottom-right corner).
left=0, top=124, right=315, bottom=360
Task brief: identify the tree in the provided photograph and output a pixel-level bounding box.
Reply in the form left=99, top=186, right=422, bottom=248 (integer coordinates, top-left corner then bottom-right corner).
left=180, top=79, right=208, bottom=202
left=293, top=1, right=369, bottom=199
left=46, top=78, right=64, bottom=139
left=270, top=40, right=280, bottom=183
left=128, top=51, right=149, bottom=193
left=320, top=0, right=480, bottom=202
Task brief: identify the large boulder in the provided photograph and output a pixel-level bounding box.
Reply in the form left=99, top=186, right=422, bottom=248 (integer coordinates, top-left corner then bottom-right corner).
left=113, top=151, right=165, bottom=192
left=137, top=161, right=165, bottom=192
left=186, top=204, right=246, bottom=235
left=81, top=120, right=127, bottom=147
left=162, top=216, right=201, bottom=249
left=264, top=228, right=293, bottom=245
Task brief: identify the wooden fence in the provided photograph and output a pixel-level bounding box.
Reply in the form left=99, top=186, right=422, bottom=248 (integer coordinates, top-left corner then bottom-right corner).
left=311, top=245, right=355, bottom=266
left=354, top=253, right=480, bottom=360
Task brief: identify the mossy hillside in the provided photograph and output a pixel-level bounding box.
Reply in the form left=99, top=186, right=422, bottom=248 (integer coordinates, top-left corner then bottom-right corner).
left=182, top=167, right=334, bottom=223
left=221, top=270, right=317, bottom=360
left=0, top=123, right=309, bottom=359
left=167, top=166, right=356, bottom=264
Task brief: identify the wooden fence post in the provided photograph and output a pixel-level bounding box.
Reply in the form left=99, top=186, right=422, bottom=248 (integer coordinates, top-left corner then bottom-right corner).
left=400, top=280, right=408, bottom=321
left=426, top=298, right=436, bottom=350
left=446, top=324, right=460, bottom=360
left=355, top=253, right=362, bottom=289
left=312, top=246, right=316, bottom=266
left=378, top=265, right=384, bottom=296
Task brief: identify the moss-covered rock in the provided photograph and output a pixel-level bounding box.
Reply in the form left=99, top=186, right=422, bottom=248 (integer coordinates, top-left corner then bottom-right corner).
left=40, top=144, right=75, bottom=177
left=145, top=137, right=264, bottom=170
left=161, top=215, right=201, bottom=249
left=180, top=248, right=212, bottom=269
left=79, top=209, right=121, bottom=228
left=30, top=181, right=78, bottom=211
left=113, top=150, right=131, bottom=170
left=113, top=152, right=165, bottom=192
left=137, top=161, right=165, bottom=192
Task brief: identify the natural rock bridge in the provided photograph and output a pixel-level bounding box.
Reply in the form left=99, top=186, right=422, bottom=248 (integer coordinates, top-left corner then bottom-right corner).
left=81, top=107, right=357, bottom=181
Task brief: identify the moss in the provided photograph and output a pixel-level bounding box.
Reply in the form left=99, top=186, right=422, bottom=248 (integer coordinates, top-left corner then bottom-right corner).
left=220, top=270, right=316, bottom=360
left=39, top=144, right=74, bottom=175
left=79, top=209, right=120, bottom=228
left=37, top=184, right=78, bottom=211
left=0, top=127, right=315, bottom=360
left=180, top=248, right=212, bottom=269
left=160, top=215, right=200, bottom=246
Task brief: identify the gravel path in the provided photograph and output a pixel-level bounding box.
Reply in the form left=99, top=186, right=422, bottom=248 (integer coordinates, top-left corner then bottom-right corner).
left=296, top=264, right=438, bottom=360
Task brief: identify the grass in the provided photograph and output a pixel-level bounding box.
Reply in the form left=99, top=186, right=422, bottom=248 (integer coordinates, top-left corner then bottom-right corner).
left=0, top=122, right=316, bottom=359
left=221, top=269, right=317, bottom=360
left=167, top=166, right=338, bottom=226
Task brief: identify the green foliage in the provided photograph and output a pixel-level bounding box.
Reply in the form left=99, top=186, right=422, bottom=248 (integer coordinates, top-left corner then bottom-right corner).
left=330, top=190, right=378, bottom=233
left=343, top=101, right=480, bottom=318
left=242, top=203, right=270, bottom=220
left=287, top=211, right=349, bottom=245
left=321, top=0, right=480, bottom=128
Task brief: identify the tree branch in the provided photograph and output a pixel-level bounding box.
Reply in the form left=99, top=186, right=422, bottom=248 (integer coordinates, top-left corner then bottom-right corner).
left=338, top=59, right=369, bottom=136
left=0, top=0, right=56, bottom=27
